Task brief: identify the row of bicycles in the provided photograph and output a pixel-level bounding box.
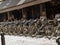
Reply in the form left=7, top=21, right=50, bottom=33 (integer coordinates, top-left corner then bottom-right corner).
left=0, top=15, right=60, bottom=39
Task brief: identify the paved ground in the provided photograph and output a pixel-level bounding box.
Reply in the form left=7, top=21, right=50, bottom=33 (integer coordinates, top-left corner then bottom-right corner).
left=0, top=35, right=58, bottom=45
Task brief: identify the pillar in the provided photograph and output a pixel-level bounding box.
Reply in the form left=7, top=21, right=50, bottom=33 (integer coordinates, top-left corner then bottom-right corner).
left=7, top=12, right=10, bottom=20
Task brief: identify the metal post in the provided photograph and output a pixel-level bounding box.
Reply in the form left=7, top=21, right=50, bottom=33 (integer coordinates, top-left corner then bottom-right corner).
left=56, top=37, right=60, bottom=45
left=1, top=32, right=5, bottom=45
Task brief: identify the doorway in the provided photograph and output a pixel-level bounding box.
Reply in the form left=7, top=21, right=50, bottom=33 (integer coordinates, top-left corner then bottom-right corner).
left=46, top=2, right=60, bottom=20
